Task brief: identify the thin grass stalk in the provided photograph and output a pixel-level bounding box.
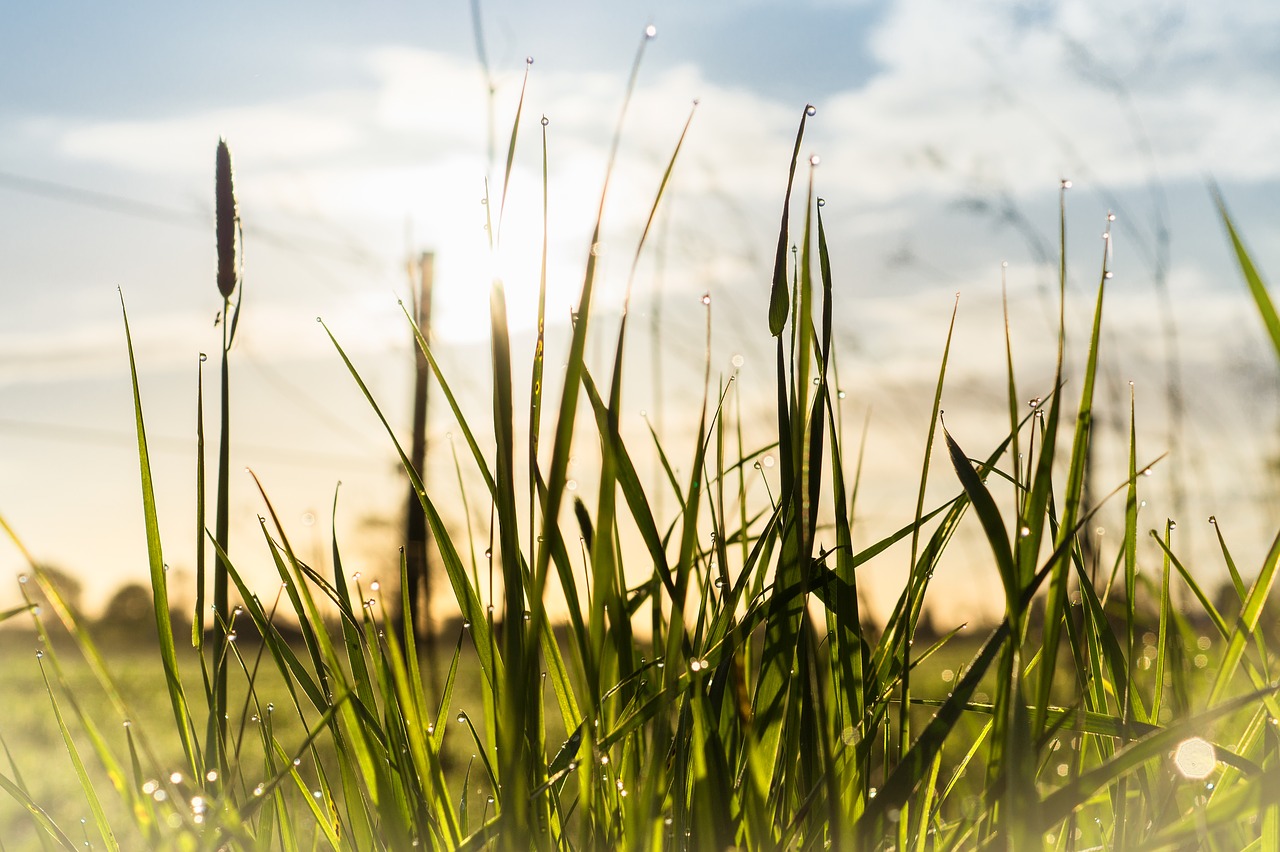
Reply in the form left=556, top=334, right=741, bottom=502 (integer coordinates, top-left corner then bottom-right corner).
left=212, top=138, right=242, bottom=782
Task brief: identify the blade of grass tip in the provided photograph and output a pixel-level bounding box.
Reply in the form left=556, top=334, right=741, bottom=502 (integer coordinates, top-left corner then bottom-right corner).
left=529, top=110, right=549, bottom=567
left=769, top=104, right=815, bottom=337
left=119, top=292, right=200, bottom=776
left=34, top=658, right=120, bottom=851
left=533, top=22, right=655, bottom=642
left=4, top=729, right=77, bottom=852
left=329, top=489, right=378, bottom=720
left=579, top=101, right=697, bottom=712
left=1035, top=209, right=1111, bottom=738
left=901, top=296, right=959, bottom=767
left=1213, top=184, right=1280, bottom=363
left=494, top=57, right=531, bottom=245
left=0, top=772, right=78, bottom=851
left=194, top=352, right=207, bottom=649
left=322, top=322, right=500, bottom=686
left=487, top=272, right=531, bottom=830
left=1207, top=526, right=1280, bottom=705
left=1152, top=521, right=1173, bottom=721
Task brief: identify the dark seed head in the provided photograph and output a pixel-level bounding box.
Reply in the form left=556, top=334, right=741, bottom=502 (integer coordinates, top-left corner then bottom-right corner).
left=215, top=139, right=238, bottom=299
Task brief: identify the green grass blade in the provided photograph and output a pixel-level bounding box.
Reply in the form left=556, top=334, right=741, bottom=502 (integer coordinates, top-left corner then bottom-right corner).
left=119, top=293, right=200, bottom=776
left=1213, top=185, right=1280, bottom=362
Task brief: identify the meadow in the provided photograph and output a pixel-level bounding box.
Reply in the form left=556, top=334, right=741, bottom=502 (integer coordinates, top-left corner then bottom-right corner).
left=4, top=42, right=1280, bottom=852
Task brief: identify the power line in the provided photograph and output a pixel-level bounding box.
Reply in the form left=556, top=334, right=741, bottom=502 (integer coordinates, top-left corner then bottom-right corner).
left=0, top=168, right=386, bottom=269
left=0, top=417, right=382, bottom=468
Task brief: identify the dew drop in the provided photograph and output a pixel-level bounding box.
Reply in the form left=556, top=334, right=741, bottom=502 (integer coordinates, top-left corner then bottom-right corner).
left=315, top=317, right=322, bottom=323
left=567, top=479, right=578, bottom=491
left=35, top=650, right=43, bottom=659
left=370, top=581, right=380, bottom=591
left=837, top=390, right=847, bottom=399
left=267, top=703, right=274, bottom=713
left=731, top=353, right=744, bottom=368
left=700, top=292, right=711, bottom=305
left=1108, top=212, right=1117, bottom=221
left=805, top=104, right=817, bottom=117
left=809, top=154, right=821, bottom=166
left=17, top=574, right=28, bottom=585
left=199, top=353, right=208, bottom=362
left=170, top=772, right=184, bottom=784
left=540, top=115, right=549, bottom=127
left=525, top=56, right=534, bottom=65
left=817, top=197, right=826, bottom=208
left=523, top=610, right=532, bottom=622
left=205, top=770, right=218, bottom=782
left=457, top=712, right=466, bottom=723
left=1061, top=179, right=1073, bottom=189
left=1208, top=515, right=1217, bottom=525
left=1104, top=271, right=1114, bottom=279
left=645, top=24, right=657, bottom=38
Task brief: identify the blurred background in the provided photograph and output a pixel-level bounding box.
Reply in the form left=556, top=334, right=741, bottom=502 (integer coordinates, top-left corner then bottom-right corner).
left=1, top=0, right=1277, bottom=627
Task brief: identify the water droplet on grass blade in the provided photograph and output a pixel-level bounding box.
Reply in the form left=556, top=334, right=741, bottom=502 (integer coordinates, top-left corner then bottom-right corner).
left=17, top=574, right=28, bottom=584
left=541, top=115, right=549, bottom=126
left=700, top=292, right=711, bottom=305
left=805, top=104, right=817, bottom=116
left=1061, top=179, right=1073, bottom=189
left=526, top=56, right=534, bottom=65
left=809, top=154, right=821, bottom=166
left=817, top=197, right=826, bottom=208
left=645, top=24, right=657, bottom=37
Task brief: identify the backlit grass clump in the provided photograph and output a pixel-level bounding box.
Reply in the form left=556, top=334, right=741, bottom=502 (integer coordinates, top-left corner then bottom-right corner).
left=4, top=35, right=1280, bottom=852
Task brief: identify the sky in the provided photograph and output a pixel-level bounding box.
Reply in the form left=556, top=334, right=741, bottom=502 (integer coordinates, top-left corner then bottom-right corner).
left=2, top=0, right=1279, bottom=624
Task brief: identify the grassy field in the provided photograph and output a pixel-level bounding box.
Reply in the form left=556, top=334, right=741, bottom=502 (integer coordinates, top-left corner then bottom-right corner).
left=4, top=43, right=1280, bottom=851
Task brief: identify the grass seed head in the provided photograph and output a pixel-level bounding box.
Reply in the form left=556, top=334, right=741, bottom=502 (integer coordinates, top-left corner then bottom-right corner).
left=215, top=138, right=238, bottom=299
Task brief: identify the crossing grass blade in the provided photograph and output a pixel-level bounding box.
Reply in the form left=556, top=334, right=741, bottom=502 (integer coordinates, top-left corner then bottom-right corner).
left=1214, top=185, right=1280, bottom=362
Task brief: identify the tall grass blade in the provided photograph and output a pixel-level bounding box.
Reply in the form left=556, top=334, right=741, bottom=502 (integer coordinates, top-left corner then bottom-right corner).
left=1213, top=186, right=1280, bottom=362
left=119, top=294, right=199, bottom=775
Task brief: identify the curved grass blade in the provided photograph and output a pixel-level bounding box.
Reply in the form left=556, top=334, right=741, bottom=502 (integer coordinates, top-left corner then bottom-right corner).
left=118, top=294, right=200, bottom=775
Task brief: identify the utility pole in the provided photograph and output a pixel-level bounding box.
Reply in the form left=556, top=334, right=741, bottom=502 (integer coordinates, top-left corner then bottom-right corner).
left=406, top=251, right=437, bottom=680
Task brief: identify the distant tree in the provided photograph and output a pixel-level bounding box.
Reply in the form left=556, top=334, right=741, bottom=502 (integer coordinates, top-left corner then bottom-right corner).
left=101, top=583, right=153, bottom=623
left=96, top=582, right=159, bottom=645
